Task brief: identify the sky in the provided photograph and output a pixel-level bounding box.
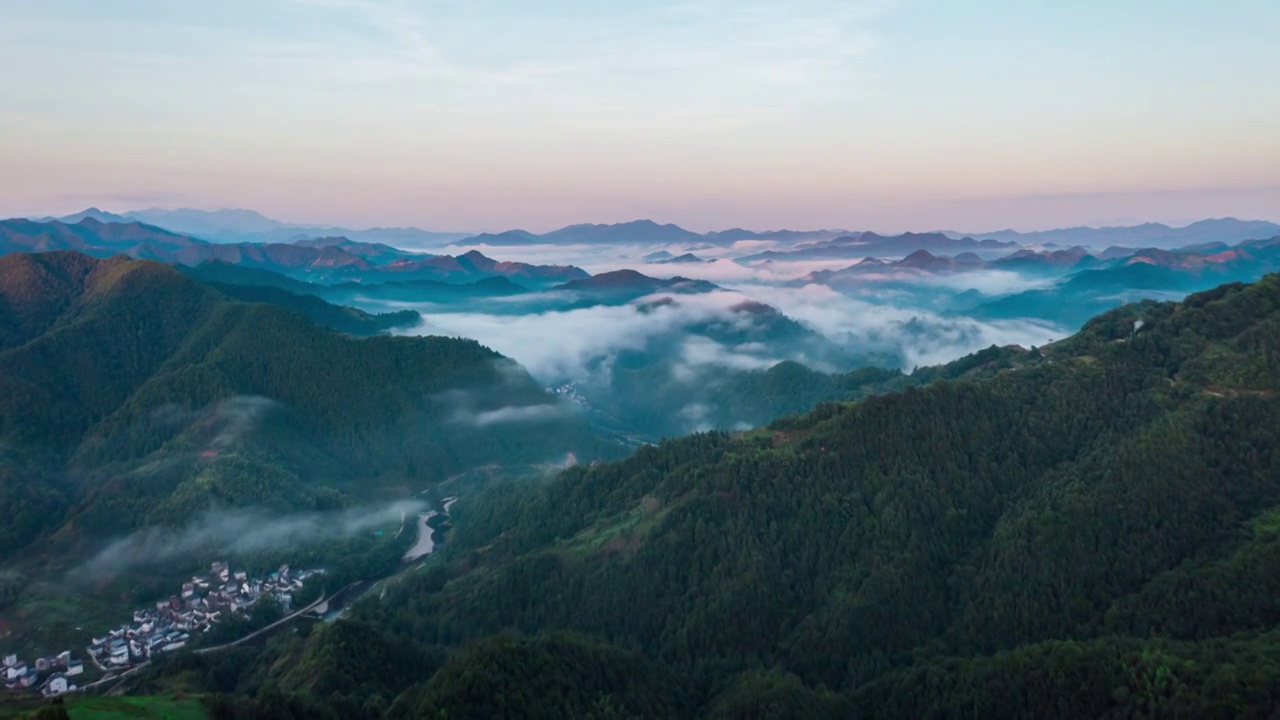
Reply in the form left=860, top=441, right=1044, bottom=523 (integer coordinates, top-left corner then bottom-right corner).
left=2, top=0, right=1278, bottom=233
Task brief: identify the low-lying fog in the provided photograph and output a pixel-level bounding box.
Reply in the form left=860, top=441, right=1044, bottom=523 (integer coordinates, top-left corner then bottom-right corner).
left=349, top=241, right=1068, bottom=436
left=402, top=241, right=1062, bottom=374
left=404, top=286, right=1059, bottom=380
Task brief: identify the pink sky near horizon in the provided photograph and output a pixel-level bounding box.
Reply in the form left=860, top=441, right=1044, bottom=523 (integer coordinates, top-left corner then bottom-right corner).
left=3, top=0, right=1278, bottom=234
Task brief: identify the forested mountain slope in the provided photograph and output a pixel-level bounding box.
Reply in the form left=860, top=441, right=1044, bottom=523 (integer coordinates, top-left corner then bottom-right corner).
left=201, top=281, right=421, bottom=336
left=0, top=251, right=613, bottom=560
left=0, top=218, right=589, bottom=286
left=320, top=273, right=1280, bottom=717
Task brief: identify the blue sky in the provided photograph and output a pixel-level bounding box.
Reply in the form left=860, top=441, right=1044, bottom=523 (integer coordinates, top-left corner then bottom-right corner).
left=2, top=0, right=1277, bottom=232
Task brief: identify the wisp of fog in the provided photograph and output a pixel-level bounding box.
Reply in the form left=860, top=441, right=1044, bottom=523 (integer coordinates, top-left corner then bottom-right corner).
left=72, top=500, right=426, bottom=582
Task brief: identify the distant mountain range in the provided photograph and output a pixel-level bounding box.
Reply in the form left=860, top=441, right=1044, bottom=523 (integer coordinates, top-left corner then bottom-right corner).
left=0, top=218, right=587, bottom=286
left=15, top=208, right=1279, bottom=255
left=126, top=207, right=283, bottom=236
left=655, top=253, right=707, bottom=265
left=556, top=269, right=720, bottom=297
left=27, top=210, right=720, bottom=249
left=457, top=220, right=719, bottom=247
left=29, top=207, right=472, bottom=247
left=0, top=217, right=752, bottom=304
left=703, top=228, right=852, bottom=244
left=947, top=217, right=1280, bottom=250
left=353, top=216, right=1280, bottom=253
left=800, top=250, right=982, bottom=285
left=460, top=223, right=999, bottom=250
left=23, top=210, right=821, bottom=249
left=738, top=232, right=1020, bottom=263
left=799, top=247, right=1102, bottom=286
left=0, top=217, right=203, bottom=256
left=53, top=207, right=133, bottom=224
left=802, top=237, right=1280, bottom=288
left=788, top=236, right=1280, bottom=329
left=539, top=220, right=705, bottom=246
left=461, top=230, right=541, bottom=246
left=960, top=237, right=1280, bottom=327
left=184, top=261, right=727, bottom=319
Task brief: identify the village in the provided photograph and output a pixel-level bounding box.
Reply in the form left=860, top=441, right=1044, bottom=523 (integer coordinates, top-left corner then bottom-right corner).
left=2, top=561, right=322, bottom=698
left=3, top=651, right=83, bottom=698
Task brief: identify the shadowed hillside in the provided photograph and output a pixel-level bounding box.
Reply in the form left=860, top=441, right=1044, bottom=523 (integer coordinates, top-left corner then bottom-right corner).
left=323, top=273, right=1280, bottom=717
left=0, top=251, right=616, bottom=562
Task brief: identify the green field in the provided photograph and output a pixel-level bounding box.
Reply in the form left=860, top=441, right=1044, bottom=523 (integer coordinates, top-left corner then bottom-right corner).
left=0, top=696, right=206, bottom=720
left=65, top=697, right=206, bottom=720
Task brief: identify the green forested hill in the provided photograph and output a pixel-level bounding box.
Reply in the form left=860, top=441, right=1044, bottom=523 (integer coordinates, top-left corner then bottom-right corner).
left=19, top=268, right=1280, bottom=718
left=0, top=251, right=613, bottom=561
left=202, top=281, right=421, bottom=336
left=297, top=273, right=1280, bottom=717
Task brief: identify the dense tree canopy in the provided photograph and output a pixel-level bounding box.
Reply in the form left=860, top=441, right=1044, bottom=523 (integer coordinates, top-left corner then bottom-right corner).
left=337, top=273, right=1280, bottom=716
left=9, top=258, right=1280, bottom=718
left=0, top=251, right=616, bottom=562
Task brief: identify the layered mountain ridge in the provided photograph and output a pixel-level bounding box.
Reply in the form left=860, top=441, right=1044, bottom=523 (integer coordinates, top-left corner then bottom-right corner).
left=0, top=219, right=587, bottom=286
left=24, top=207, right=1276, bottom=254
left=107, top=271, right=1280, bottom=719
left=0, top=251, right=615, bottom=562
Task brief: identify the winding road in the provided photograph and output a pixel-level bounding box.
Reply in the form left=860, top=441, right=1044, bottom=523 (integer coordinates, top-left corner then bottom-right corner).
left=194, top=587, right=346, bottom=654
left=65, top=500, right=445, bottom=697
left=67, top=587, right=344, bottom=696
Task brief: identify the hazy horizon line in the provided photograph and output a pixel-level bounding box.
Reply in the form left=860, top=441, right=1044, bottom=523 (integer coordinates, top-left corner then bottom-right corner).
left=6, top=202, right=1279, bottom=239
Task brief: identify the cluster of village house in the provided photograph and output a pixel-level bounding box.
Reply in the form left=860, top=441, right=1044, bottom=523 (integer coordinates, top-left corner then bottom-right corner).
left=550, top=383, right=588, bottom=407
left=3, top=561, right=321, bottom=698
left=4, top=651, right=83, bottom=697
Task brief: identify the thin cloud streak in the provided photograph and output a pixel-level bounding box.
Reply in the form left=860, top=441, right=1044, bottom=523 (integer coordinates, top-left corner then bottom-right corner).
left=269, top=0, right=887, bottom=112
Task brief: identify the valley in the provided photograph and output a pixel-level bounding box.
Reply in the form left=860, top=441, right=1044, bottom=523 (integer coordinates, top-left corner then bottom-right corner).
left=2, top=214, right=1280, bottom=718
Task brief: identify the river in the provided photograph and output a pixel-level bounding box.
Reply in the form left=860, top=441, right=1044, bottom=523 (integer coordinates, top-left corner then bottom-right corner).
left=402, top=511, right=440, bottom=561
left=322, top=498, right=457, bottom=623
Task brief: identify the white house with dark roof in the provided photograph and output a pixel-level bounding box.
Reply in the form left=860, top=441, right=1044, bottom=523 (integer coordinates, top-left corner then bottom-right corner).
left=44, top=673, right=69, bottom=696
left=108, top=639, right=129, bottom=666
